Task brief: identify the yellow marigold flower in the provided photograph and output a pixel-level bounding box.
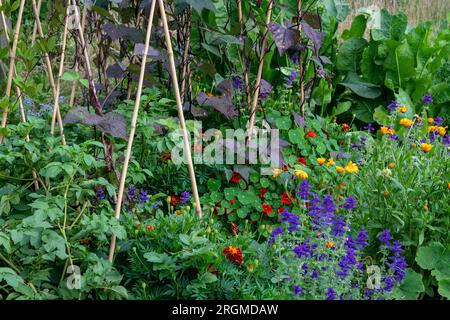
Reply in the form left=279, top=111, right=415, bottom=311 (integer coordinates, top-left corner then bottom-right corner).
left=399, top=118, right=414, bottom=128
left=421, top=143, right=432, bottom=153
left=380, top=126, right=395, bottom=135
left=345, top=161, right=359, bottom=173
left=326, top=158, right=335, bottom=167
left=325, top=241, right=334, bottom=248
left=389, top=162, right=395, bottom=168
left=317, top=158, right=326, bottom=165
left=272, top=168, right=283, bottom=178
left=427, top=118, right=434, bottom=124
left=397, top=105, right=409, bottom=113
left=294, top=169, right=308, bottom=180
left=335, top=166, right=345, bottom=173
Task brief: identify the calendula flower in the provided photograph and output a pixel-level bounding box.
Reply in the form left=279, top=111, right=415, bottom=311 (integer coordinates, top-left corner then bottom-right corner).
left=335, top=166, right=345, bottom=173
left=380, top=126, right=395, bottom=135
left=438, top=126, right=447, bottom=136
left=389, top=162, right=395, bottom=168
left=421, top=143, right=432, bottom=152
left=325, top=241, right=334, bottom=248
left=272, top=168, right=283, bottom=178
left=399, top=118, right=414, bottom=128
left=317, top=158, right=326, bottom=165
left=397, top=105, right=409, bottom=113
left=326, top=158, right=334, bottom=167
left=294, top=169, right=308, bottom=180
left=345, top=161, right=359, bottom=173
left=427, top=118, right=434, bottom=124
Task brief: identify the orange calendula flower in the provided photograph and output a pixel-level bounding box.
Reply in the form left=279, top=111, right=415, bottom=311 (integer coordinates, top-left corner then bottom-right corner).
left=345, top=161, right=359, bottom=173
left=272, top=168, right=283, bottom=178
left=427, top=118, right=434, bottom=124
left=317, top=158, right=326, bottom=165
left=421, top=143, right=432, bottom=153
left=389, top=162, right=395, bottom=168
left=399, top=118, right=414, bottom=128
left=397, top=105, right=409, bottom=113
left=380, top=126, right=395, bottom=135
left=325, top=241, right=334, bottom=248
left=438, top=126, right=447, bottom=136
left=335, top=166, right=345, bottom=173
left=326, top=158, right=335, bottom=167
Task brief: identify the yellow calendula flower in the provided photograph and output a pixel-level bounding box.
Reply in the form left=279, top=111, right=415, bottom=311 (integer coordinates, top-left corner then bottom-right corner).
left=421, top=143, right=432, bottom=153
left=317, top=158, right=326, bottom=165
left=397, top=105, right=409, bottom=113
left=399, top=118, right=414, bottom=128
left=345, top=161, right=359, bottom=173
left=438, top=126, right=447, bottom=136
left=427, top=118, right=434, bottom=124
left=294, top=169, right=308, bottom=180
left=326, top=158, right=335, bottom=167
left=389, top=162, right=395, bottom=168
left=380, top=126, right=395, bottom=135
left=272, top=168, right=283, bottom=178
left=325, top=241, right=334, bottom=248
left=335, top=166, right=345, bottom=173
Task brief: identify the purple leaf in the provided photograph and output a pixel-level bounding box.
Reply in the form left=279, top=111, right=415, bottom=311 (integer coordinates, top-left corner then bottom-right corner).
left=103, top=24, right=144, bottom=42
left=259, top=79, right=272, bottom=98
left=301, top=22, right=323, bottom=55
left=268, top=22, right=299, bottom=55
left=133, top=43, right=162, bottom=60
left=106, top=63, right=127, bottom=79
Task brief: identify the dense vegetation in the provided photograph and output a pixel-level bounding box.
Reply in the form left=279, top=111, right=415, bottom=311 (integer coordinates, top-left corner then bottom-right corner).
left=0, top=0, right=449, bottom=300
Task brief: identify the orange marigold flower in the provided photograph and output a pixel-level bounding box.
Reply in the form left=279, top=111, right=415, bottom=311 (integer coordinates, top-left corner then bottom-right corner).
left=146, top=225, right=155, bottom=231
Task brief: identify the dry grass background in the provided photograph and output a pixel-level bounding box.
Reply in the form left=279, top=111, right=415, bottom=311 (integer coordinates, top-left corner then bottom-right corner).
left=339, top=0, right=450, bottom=32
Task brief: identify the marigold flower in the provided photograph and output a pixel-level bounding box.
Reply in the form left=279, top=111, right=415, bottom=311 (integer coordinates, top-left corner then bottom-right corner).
left=326, top=158, right=335, bottom=167
left=427, top=118, right=434, bottom=124
left=397, top=105, right=409, bottom=113
left=146, top=225, right=155, bottom=231
left=317, top=158, right=326, bottom=165
left=262, top=203, right=273, bottom=214
left=170, top=195, right=180, bottom=207
left=389, top=162, right=395, bottom=168
left=305, top=129, right=316, bottom=138
left=223, top=245, right=243, bottom=265
left=344, top=161, right=359, bottom=173
left=294, top=169, right=308, bottom=180
left=421, top=143, right=432, bottom=152
left=335, top=166, right=345, bottom=173
left=272, top=168, right=283, bottom=178
left=341, top=123, right=350, bottom=132
left=399, top=118, right=414, bottom=128
left=325, top=241, right=334, bottom=248
left=438, top=126, right=447, bottom=136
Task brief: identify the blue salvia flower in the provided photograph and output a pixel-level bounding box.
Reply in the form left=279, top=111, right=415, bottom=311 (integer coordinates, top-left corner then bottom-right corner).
left=180, top=191, right=190, bottom=204
left=139, top=190, right=149, bottom=204
left=421, top=93, right=432, bottom=105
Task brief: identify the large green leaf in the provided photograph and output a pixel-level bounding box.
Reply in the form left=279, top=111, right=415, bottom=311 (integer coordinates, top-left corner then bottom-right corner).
left=336, top=37, right=367, bottom=73
left=340, top=72, right=381, bottom=99
left=371, top=10, right=407, bottom=41
left=385, top=42, right=416, bottom=87
left=392, top=269, right=424, bottom=300
left=342, top=15, right=367, bottom=40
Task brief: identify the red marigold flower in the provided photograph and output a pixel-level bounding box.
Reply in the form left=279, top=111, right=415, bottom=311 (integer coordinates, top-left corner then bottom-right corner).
left=281, top=192, right=291, bottom=205
left=170, top=195, right=180, bottom=207
left=230, top=172, right=242, bottom=183
left=305, top=129, right=316, bottom=138
left=262, top=203, right=273, bottom=214
left=259, top=187, right=267, bottom=200
left=277, top=206, right=284, bottom=214
left=223, top=245, right=243, bottom=265
left=297, top=157, right=307, bottom=166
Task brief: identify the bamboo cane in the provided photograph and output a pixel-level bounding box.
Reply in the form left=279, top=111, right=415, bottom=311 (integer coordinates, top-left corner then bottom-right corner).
left=247, top=0, right=273, bottom=141
left=108, top=0, right=157, bottom=263
left=51, top=0, right=71, bottom=136
left=180, top=7, right=191, bottom=106
left=69, top=5, right=87, bottom=108
left=31, top=0, right=42, bottom=45
left=158, top=0, right=202, bottom=218
left=297, top=0, right=305, bottom=118
left=0, top=0, right=25, bottom=145
left=31, top=0, right=67, bottom=145
left=237, top=0, right=251, bottom=110
left=0, top=0, right=39, bottom=189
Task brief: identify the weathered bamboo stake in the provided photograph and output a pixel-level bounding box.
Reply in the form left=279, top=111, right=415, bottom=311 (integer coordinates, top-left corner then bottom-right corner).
left=0, top=0, right=26, bottom=145
left=180, top=7, right=191, bottom=105
left=51, top=0, right=71, bottom=136
left=108, top=0, right=157, bottom=263
left=31, top=0, right=67, bottom=145
left=31, top=0, right=42, bottom=45
left=247, top=0, right=273, bottom=141
left=237, top=0, right=251, bottom=110
left=297, top=0, right=305, bottom=118
left=69, top=5, right=87, bottom=108
left=158, top=0, right=203, bottom=218
left=0, top=0, right=39, bottom=189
